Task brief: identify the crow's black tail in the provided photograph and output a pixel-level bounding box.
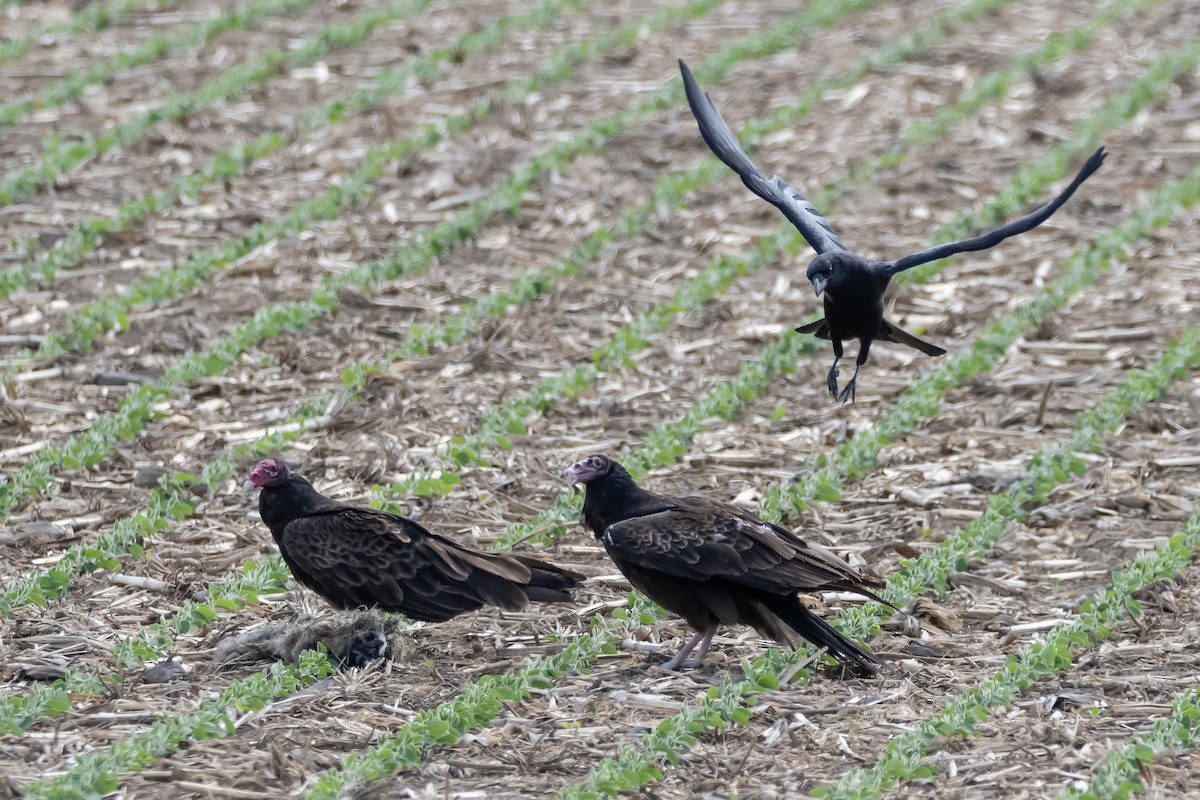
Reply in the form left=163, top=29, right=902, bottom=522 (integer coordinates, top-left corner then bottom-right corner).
left=879, top=319, right=946, bottom=357
left=760, top=594, right=881, bottom=676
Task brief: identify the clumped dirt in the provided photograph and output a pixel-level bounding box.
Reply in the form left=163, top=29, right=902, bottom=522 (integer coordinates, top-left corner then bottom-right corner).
left=2, top=0, right=1199, bottom=797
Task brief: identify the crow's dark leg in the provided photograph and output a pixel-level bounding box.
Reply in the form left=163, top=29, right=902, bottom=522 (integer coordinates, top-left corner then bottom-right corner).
left=662, top=630, right=708, bottom=670
left=827, top=338, right=844, bottom=399
left=838, top=338, right=872, bottom=404
left=692, top=631, right=715, bottom=666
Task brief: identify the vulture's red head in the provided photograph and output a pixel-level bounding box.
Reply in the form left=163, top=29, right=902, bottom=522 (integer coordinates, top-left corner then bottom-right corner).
left=561, top=454, right=616, bottom=486
left=243, top=457, right=291, bottom=492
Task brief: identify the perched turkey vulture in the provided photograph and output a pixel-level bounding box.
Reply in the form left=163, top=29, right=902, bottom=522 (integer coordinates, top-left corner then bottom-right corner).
left=563, top=454, right=884, bottom=674
left=679, top=58, right=1105, bottom=402
left=244, top=458, right=580, bottom=622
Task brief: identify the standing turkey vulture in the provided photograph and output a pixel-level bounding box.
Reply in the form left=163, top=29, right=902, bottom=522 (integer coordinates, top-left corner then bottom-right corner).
left=563, top=454, right=884, bottom=674
left=679, top=58, right=1106, bottom=402
left=244, top=458, right=580, bottom=622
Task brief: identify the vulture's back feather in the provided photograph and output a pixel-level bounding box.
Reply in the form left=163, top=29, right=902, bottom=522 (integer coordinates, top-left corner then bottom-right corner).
left=256, top=473, right=580, bottom=622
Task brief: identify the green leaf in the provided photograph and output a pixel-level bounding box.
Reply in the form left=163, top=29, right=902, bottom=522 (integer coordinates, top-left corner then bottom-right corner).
left=424, top=719, right=454, bottom=743
left=1132, top=742, right=1156, bottom=763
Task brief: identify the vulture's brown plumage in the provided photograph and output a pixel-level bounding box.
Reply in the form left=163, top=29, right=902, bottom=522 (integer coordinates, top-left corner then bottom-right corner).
left=244, top=458, right=580, bottom=622
left=563, top=454, right=884, bottom=674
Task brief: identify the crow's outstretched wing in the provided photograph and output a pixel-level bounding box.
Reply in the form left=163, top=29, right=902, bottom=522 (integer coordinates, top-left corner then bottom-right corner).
left=884, top=147, right=1106, bottom=275
left=680, top=60, right=847, bottom=255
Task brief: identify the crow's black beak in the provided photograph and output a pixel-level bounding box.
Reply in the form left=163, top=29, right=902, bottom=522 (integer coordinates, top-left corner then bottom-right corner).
left=811, top=275, right=828, bottom=297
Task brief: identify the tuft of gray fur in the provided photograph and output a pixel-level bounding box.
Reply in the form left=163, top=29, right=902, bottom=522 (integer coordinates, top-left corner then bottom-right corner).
left=214, top=610, right=397, bottom=669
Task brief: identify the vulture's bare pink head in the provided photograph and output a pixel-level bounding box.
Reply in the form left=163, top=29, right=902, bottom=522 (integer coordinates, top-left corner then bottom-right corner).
left=561, top=454, right=615, bottom=486
left=243, top=457, right=290, bottom=492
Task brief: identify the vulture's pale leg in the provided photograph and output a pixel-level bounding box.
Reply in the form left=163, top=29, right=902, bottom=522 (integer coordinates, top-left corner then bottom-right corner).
left=662, top=630, right=708, bottom=670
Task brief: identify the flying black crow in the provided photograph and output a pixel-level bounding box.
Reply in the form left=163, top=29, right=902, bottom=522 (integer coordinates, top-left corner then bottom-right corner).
left=679, top=59, right=1105, bottom=401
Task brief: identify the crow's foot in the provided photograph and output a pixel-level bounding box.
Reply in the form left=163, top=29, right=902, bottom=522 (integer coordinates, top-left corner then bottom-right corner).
left=838, top=378, right=857, bottom=404
left=826, top=366, right=840, bottom=399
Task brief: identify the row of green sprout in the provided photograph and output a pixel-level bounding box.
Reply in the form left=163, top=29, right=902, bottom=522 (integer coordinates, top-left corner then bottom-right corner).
left=0, top=0, right=599, bottom=300
left=0, top=0, right=321, bottom=132
left=11, top=0, right=1200, bottom=796
left=0, top=0, right=173, bottom=64
left=0, top=0, right=728, bottom=513
left=0, top=0, right=438, bottom=206
left=1060, top=685, right=1200, bottom=800
left=822, top=337, right=1200, bottom=798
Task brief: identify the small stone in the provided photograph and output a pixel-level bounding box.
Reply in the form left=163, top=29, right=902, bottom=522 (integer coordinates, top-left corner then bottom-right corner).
left=140, top=659, right=188, bottom=684
left=0, top=521, right=72, bottom=546
left=133, top=467, right=168, bottom=489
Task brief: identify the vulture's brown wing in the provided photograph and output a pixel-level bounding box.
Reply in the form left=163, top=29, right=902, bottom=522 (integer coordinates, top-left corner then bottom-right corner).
left=602, top=496, right=881, bottom=598
left=277, top=507, right=531, bottom=621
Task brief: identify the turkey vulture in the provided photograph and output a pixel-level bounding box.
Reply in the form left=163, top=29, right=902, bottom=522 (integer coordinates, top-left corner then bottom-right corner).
left=563, top=454, right=884, bottom=674
left=244, top=458, right=580, bottom=622
left=679, top=58, right=1105, bottom=402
